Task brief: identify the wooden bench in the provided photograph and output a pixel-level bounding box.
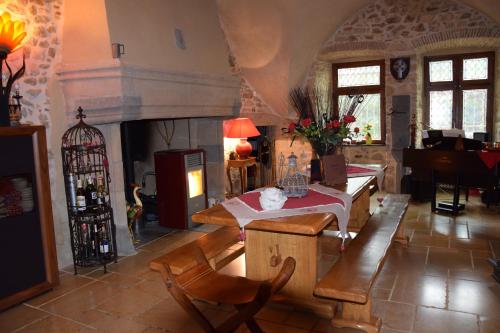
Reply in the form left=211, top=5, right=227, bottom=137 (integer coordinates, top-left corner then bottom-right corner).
left=150, top=226, right=244, bottom=275
left=314, top=194, right=410, bottom=333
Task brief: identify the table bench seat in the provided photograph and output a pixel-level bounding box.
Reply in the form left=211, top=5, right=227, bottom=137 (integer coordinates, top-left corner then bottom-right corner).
left=314, top=194, right=410, bottom=333
left=150, top=226, right=244, bottom=275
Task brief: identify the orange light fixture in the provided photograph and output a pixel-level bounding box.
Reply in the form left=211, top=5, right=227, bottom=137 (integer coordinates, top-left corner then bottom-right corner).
left=0, top=11, right=27, bottom=58
left=0, top=10, right=27, bottom=126
left=225, top=117, right=260, bottom=159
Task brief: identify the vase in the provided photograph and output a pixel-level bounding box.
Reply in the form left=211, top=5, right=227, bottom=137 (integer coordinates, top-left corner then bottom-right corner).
left=365, top=133, right=372, bottom=144
left=321, top=153, right=347, bottom=186
left=310, top=150, right=323, bottom=183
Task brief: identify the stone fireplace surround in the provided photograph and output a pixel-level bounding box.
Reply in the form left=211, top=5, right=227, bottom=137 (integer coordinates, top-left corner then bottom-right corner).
left=56, top=60, right=240, bottom=256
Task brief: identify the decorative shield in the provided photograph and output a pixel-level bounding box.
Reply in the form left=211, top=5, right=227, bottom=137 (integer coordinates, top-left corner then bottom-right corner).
left=390, top=57, right=410, bottom=81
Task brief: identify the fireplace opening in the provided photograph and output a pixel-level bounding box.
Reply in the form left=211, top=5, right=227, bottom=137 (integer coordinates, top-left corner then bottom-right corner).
left=121, top=120, right=168, bottom=245
left=120, top=118, right=275, bottom=246
left=120, top=117, right=227, bottom=245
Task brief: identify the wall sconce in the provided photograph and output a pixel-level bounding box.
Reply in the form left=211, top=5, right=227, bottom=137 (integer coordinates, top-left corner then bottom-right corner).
left=0, top=11, right=27, bottom=126
left=111, top=43, right=125, bottom=58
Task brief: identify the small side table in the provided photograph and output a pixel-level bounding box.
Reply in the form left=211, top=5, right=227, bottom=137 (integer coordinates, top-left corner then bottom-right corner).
left=227, top=157, right=256, bottom=195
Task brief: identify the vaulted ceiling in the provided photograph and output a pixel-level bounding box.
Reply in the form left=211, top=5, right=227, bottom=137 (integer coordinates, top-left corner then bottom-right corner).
left=217, top=0, right=500, bottom=119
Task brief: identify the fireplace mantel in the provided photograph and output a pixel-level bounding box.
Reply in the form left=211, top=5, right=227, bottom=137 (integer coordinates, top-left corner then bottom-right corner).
left=56, top=61, right=240, bottom=125
left=55, top=60, right=239, bottom=258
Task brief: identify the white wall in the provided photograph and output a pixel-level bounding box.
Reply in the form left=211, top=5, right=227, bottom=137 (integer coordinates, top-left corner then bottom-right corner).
left=105, top=0, right=232, bottom=76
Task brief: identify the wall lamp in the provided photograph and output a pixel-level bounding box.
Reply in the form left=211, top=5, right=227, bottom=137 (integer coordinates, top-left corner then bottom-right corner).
left=0, top=11, right=27, bottom=126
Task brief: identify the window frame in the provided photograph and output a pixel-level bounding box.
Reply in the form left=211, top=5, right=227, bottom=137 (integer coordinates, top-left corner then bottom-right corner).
left=332, top=59, right=386, bottom=144
left=424, top=51, right=495, bottom=135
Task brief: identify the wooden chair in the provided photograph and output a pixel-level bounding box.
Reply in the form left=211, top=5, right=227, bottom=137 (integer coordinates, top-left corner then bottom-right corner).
left=156, top=247, right=296, bottom=333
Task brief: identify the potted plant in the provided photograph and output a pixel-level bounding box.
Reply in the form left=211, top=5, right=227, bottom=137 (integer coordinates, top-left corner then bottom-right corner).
left=285, top=87, right=365, bottom=185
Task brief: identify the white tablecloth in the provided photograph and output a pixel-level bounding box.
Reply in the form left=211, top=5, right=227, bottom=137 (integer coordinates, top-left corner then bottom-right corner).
left=222, top=184, right=352, bottom=241
left=347, top=164, right=385, bottom=190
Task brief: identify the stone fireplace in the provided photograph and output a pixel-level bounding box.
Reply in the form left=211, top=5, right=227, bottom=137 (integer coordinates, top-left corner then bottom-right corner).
left=18, top=0, right=246, bottom=268
left=56, top=60, right=240, bottom=256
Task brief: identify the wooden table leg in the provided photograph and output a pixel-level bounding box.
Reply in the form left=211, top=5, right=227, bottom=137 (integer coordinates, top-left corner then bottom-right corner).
left=331, top=298, right=381, bottom=333
left=245, top=230, right=317, bottom=300
left=241, top=166, right=247, bottom=194
left=251, top=164, right=257, bottom=189
left=245, top=229, right=334, bottom=317
left=227, top=166, right=233, bottom=195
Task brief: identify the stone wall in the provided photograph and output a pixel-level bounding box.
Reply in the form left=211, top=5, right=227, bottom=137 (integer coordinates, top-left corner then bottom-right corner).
left=239, top=79, right=273, bottom=117
left=322, top=0, right=500, bottom=53
left=304, top=0, right=500, bottom=192
left=5, top=0, right=63, bottom=195
left=7, top=0, right=62, bottom=132
left=227, top=51, right=277, bottom=125
left=3, top=0, right=66, bottom=263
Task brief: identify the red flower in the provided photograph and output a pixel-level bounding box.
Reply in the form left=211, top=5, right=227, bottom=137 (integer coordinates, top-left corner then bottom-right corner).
left=332, top=120, right=341, bottom=128
left=326, top=121, right=333, bottom=129
left=343, top=115, right=356, bottom=123
left=354, top=127, right=360, bottom=133
left=300, top=118, right=312, bottom=127
left=288, top=122, right=296, bottom=133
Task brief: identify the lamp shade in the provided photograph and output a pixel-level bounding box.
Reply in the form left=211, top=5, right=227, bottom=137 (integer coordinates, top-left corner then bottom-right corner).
left=225, top=118, right=260, bottom=139
left=0, top=11, right=27, bottom=57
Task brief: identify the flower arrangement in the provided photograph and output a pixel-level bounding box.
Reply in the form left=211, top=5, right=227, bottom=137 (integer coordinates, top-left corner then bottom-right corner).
left=285, top=87, right=365, bottom=156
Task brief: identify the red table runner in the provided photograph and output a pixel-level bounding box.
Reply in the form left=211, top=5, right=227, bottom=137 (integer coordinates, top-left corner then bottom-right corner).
left=238, top=189, right=345, bottom=212
left=347, top=165, right=376, bottom=174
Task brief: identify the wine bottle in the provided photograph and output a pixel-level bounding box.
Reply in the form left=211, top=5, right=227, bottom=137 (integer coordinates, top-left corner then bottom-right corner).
left=96, top=176, right=106, bottom=205
left=66, top=173, right=77, bottom=212
left=93, top=224, right=98, bottom=256
left=85, top=176, right=97, bottom=207
left=76, top=178, right=86, bottom=212
left=100, top=225, right=110, bottom=258
left=81, top=222, right=90, bottom=258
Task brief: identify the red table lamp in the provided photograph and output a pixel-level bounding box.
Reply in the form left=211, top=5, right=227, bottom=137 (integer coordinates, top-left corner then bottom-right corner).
left=225, top=118, right=260, bottom=159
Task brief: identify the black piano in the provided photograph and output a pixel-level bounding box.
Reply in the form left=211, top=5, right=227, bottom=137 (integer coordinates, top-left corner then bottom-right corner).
left=403, top=136, right=499, bottom=214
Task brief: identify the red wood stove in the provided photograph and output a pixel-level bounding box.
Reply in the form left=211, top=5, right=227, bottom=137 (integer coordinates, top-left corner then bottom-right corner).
left=154, top=149, right=208, bottom=229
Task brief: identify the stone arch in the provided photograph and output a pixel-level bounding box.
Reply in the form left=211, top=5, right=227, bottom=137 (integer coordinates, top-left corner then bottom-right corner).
left=321, top=0, right=500, bottom=54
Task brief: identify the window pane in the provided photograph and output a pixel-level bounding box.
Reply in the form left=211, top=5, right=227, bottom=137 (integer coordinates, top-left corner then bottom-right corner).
left=463, top=58, right=488, bottom=81
left=462, top=89, right=487, bottom=138
left=429, top=60, right=453, bottom=82
left=337, top=65, right=380, bottom=87
left=339, top=94, right=381, bottom=140
left=429, top=90, right=453, bottom=129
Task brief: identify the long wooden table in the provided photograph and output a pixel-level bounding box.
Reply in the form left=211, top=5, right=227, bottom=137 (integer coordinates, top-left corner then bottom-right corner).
left=192, top=175, right=378, bottom=317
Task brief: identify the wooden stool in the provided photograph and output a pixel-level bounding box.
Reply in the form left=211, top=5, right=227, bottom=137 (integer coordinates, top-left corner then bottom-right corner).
left=156, top=246, right=295, bottom=333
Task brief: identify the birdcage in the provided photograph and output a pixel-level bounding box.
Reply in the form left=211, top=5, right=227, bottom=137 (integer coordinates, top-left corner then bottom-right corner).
left=278, top=152, right=308, bottom=197
left=61, top=107, right=117, bottom=274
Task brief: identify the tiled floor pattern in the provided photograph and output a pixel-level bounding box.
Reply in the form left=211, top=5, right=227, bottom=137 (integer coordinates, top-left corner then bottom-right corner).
left=1, top=195, right=499, bottom=332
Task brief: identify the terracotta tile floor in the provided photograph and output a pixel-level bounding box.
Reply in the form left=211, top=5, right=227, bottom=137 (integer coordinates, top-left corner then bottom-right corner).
left=1, top=195, right=499, bottom=332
